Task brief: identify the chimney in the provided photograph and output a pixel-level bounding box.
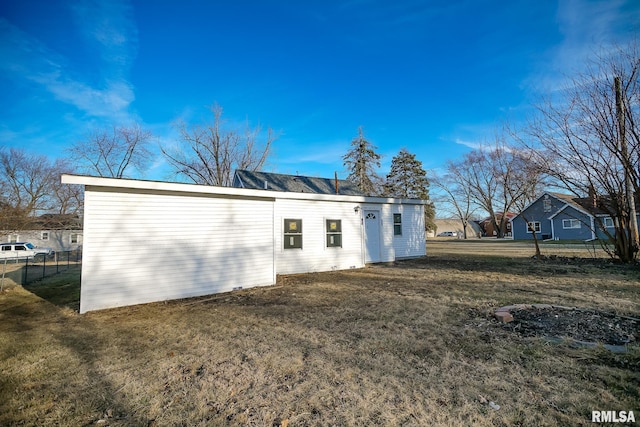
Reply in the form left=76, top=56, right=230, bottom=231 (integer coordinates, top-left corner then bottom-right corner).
left=334, top=171, right=339, bottom=194
left=264, top=180, right=268, bottom=190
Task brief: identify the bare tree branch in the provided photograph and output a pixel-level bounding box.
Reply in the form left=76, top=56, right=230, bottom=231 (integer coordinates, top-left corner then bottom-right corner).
left=161, top=105, right=275, bottom=186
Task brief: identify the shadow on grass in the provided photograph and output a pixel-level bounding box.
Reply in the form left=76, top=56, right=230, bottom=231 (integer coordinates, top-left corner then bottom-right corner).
left=22, top=266, right=81, bottom=312
left=390, top=253, right=640, bottom=279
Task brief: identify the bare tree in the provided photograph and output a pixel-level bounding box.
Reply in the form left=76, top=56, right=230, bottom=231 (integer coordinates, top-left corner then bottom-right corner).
left=525, top=41, right=640, bottom=262
left=431, top=171, right=478, bottom=239
left=161, top=105, right=274, bottom=186
left=0, top=148, right=62, bottom=230
left=447, top=134, right=543, bottom=238
left=49, top=158, right=83, bottom=215
left=70, top=124, right=153, bottom=178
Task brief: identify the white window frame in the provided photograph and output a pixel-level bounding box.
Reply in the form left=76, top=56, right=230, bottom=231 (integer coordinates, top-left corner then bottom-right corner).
left=603, top=217, right=614, bottom=228
left=41, top=231, right=50, bottom=241
left=562, top=218, right=581, bottom=229
left=393, top=213, right=402, bottom=236
left=527, top=222, right=540, bottom=233
left=8, top=234, right=19, bottom=243
left=70, top=233, right=80, bottom=244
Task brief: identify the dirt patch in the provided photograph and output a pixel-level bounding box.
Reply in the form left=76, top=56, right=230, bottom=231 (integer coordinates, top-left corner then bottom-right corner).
left=504, top=306, right=640, bottom=346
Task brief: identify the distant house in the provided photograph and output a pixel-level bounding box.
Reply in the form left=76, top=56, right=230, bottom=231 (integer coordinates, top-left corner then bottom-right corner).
left=62, top=173, right=427, bottom=313
left=511, top=192, right=640, bottom=241
left=233, top=169, right=365, bottom=196
left=2, top=214, right=83, bottom=252
left=477, top=212, right=516, bottom=237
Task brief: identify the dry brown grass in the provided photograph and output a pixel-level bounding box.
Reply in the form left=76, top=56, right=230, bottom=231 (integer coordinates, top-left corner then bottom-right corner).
left=1, top=240, right=639, bottom=426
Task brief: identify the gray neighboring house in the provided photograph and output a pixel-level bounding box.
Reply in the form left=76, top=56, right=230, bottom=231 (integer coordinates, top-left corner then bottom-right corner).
left=512, top=192, right=640, bottom=241
left=3, top=214, right=83, bottom=252
left=233, top=170, right=365, bottom=196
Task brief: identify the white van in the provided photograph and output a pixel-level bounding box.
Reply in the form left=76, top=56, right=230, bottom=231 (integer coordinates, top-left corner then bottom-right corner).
left=0, top=242, right=53, bottom=260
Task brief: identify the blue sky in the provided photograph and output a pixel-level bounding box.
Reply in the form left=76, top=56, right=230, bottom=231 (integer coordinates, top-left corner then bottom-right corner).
left=1, top=0, right=639, bottom=183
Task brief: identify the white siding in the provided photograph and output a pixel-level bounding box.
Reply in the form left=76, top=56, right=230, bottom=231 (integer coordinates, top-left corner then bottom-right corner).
left=391, top=204, right=426, bottom=258
left=363, top=203, right=426, bottom=262
left=80, top=188, right=275, bottom=313
left=275, top=199, right=364, bottom=274
left=62, top=174, right=428, bottom=313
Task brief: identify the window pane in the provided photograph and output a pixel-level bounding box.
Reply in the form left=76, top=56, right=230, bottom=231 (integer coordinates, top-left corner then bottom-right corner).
left=527, top=222, right=540, bottom=232
left=285, top=219, right=302, bottom=234
left=326, top=233, right=342, bottom=247
left=284, top=234, right=302, bottom=249
left=326, top=219, right=341, bottom=233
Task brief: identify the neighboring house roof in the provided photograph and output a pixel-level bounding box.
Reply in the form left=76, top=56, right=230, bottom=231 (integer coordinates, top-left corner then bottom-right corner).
left=548, top=192, right=608, bottom=216
left=31, top=214, right=83, bottom=230
left=233, top=170, right=365, bottom=196
left=514, top=191, right=637, bottom=221
left=1, top=214, right=82, bottom=231
left=479, top=212, right=516, bottom=225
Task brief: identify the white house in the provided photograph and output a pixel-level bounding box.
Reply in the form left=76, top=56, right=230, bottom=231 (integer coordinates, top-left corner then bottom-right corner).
left=61, top=174, right=427, bottom=313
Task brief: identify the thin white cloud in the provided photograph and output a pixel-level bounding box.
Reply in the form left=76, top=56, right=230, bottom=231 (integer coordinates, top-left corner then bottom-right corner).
left=0, top=0, right=138, bottom=124
left=72, top=0, right=138, bottom=73
left=453, top=138, right=485, bottom=150
left=531, top=0, right=639, bottom=91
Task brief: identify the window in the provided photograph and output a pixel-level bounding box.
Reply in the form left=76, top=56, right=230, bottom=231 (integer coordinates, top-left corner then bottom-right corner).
left=326, top=219, right=342, bottom=247
left=393, top=213, right=402, bottom=236
left=562, top=219, right=581, bottom=229
left=1, top=245, right=10, bottom=251
left=15, top=245, right=26, bottom=251
left=41, top=231, right=49, bottom=241
left=284, top=219, right=302, bottom=249
left=543, top=196, right=552, bottom=213
left=527, top=222, right=540, bottom=233
left=70, top=233, right=80, bottom=244
left=603, top=217, right=614, bottom=228
left=8, top=234, right=18, bottom=243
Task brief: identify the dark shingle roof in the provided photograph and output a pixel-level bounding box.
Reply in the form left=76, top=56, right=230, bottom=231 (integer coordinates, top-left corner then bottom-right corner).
left=548, top=192, right=638, bottom=216
left=233, top=170, right=365, bottom=196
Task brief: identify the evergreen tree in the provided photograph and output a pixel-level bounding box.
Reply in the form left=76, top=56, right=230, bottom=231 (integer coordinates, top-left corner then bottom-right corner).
left=342, top=127, right=382, bottom=195
left=385, top=148, right=436, bottom=231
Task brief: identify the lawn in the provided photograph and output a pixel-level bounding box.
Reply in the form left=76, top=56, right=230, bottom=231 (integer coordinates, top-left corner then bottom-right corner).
left=1, top=240, right=639, bottom=426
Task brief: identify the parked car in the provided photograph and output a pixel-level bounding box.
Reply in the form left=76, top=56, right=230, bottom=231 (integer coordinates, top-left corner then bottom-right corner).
left=0, top=242, right=53, bottom=260
left=437, top=231, right=458, bottom=237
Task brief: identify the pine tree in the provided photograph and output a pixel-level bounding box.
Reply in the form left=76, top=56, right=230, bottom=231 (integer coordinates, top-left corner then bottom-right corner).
left=385, top=148, right=436, bottom=231
left=385, top=148, right=429, bottom=198
left=342, top=127, right=382, bottom=195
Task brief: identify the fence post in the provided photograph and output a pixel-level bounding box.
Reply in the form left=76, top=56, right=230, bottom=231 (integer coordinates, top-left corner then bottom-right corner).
left=1, top=259, right=7, bottom=292
left=23, top=256, right=28, bottom=286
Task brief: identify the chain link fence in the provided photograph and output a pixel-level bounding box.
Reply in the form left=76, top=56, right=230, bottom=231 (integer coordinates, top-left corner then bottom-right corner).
left=0, top=249, right=82, bottom=290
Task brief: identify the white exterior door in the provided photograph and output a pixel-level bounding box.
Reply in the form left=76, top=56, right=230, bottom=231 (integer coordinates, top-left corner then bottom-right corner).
left=364, top=210, right=381, bottom=262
